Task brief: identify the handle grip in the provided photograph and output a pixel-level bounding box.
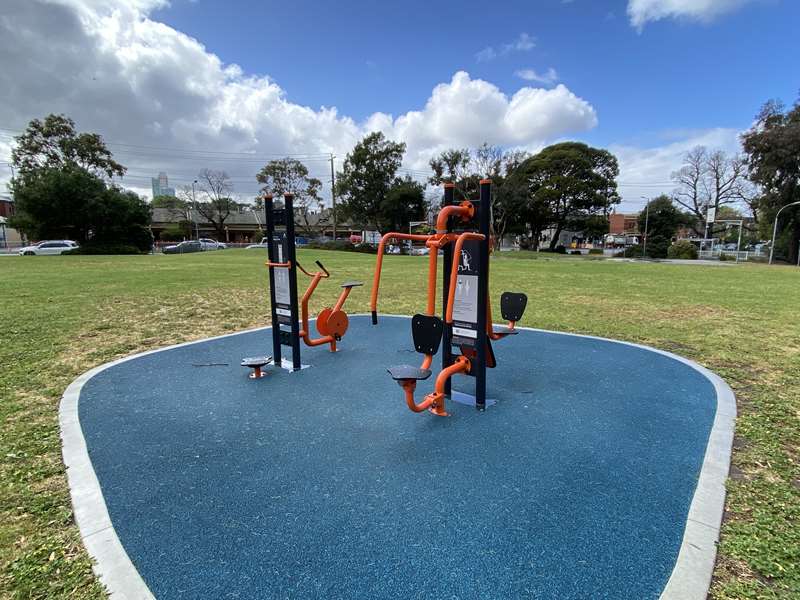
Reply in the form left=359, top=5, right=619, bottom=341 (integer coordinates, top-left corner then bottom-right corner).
left=315, top=260, right=330, bottom=277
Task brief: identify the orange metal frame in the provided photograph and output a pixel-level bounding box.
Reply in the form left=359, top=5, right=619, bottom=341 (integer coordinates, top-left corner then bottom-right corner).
left=266, top=260, right=356, bottom=352
left=370, top=187, right=518, bottom=416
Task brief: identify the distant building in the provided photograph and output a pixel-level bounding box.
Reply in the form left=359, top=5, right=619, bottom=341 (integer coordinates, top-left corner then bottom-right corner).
left=609, top=212, right=640, bottom=235
left=0, top=194, right=14, bottom=218
left=151, top=172, right=176, bottom=198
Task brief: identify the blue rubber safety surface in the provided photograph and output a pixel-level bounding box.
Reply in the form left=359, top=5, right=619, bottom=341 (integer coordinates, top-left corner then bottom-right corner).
left=78, top=315, right=717, bottom=599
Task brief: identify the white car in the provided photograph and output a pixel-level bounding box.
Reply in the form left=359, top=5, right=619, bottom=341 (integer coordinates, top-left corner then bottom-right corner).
left=246, top=241, right=269, bottom=249
left=19, top=240, right=79, bottom=255
left=198, top=238, right=226, bottom=250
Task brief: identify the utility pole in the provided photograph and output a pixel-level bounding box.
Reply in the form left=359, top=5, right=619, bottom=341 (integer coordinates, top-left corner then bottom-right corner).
left=330, top=154, right=337, bottom=241
left=640, top=196, right=650, bottom=258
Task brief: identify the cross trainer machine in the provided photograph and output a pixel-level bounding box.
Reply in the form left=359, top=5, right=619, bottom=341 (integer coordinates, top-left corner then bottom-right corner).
left=241, top=193, right=361, bottom=377
left=370, top=180, right=527, bottom=416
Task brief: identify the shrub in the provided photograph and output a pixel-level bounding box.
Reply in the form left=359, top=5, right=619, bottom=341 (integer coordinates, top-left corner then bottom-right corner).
left=667, top=240, right=698, bottom=260
left=619, top=245, right=642, bottom=258
left=160, top=225, right=186, bottom=241
left=588, top=248, right=603, bottom=255
left=252, top=230, right=265, bottom=243
left=555, top=245, right=567, bottom=254
left=569, top=250, right=582, bottom=255
left=718, top=252, right=733, bottom=261
left=644, top=235, right=670, bottom=259
left=64, top=243, right=142, bottom=255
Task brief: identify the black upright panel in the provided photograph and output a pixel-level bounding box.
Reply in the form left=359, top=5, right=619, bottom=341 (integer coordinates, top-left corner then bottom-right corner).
left=264, top=195, right=282, bottom=365
left=264, top=193, right=302, bottom=371
left=474, top=180, right=491, bottom=410
left=283, top=193, right=302, bottom=370
left=441, top=183, right=455, bottom=396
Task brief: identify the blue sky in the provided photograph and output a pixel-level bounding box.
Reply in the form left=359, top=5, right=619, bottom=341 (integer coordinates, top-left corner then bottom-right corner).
left=153, top=0, right=798, bottom=149
left=0, top=0, right=798, bottom=209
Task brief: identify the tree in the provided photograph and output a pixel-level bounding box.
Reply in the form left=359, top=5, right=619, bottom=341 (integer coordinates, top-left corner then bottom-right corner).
left=335, top=132, right=406, bottom=229
left=428, top=145, right=531, bottom=247
left=9, top=164, right=151, bottom=250
left=742, top=97, right=800, bottom=263
left=638, top=195, right=686, bottom=240
left=8, top=114, right=151, bottom=252
left=152, top=195, right=187, bottom=210
left=380, top=177, right=426, bottom=231
left=672, top=146, right=753, bottom=237
left=506, top=142, right=620, bottom=250
left=182, top=169, right=236, bottom=240
left=10, top=113, right=125, bottom=180
left=257, top=158, right=324, bottom=236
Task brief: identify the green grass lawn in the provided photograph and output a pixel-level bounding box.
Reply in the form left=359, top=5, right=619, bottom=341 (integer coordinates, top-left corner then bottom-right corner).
left=1, top=250, right=798, bottom=598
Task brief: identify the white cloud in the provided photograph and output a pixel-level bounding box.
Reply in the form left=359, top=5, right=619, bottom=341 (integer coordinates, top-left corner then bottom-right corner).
left=514, top=68, right=559, bottom=86
left=610, top=128, right=743, bottom=209
left=475, top=33, right=535, bottom=62
left=0, top=2, right=597, bottom=200
left=627, top=0, right=758, bottom=29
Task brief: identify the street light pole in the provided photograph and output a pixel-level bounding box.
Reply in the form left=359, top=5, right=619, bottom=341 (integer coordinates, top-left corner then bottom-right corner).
left=640, top=196, right=650, bottom=258
left=191, top=179, right=199, bottom=240
left=768, top=200, right=800, bottom=265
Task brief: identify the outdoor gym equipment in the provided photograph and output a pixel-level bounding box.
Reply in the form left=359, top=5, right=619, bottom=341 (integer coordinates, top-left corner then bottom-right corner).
left=370, top=180, right=528, bottom=415
left=245, top=192, right=361, bottom=376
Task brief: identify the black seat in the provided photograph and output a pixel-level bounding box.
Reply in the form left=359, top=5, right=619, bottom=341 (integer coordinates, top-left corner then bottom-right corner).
left=500, top=292, right=528, bottom=322
left=341, top=281, right=363, bottom=288
left=387, top=365, right=432, bottom=381
left=241, top=356, right=273, bottom=368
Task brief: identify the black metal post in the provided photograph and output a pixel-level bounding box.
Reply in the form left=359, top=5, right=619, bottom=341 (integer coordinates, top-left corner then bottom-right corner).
left=475, top=179, right=491, bottom=410
left=264, top=195, right=281, bottom=365
left=283, top=193, right=302, bottom=371
left=442, top=183, right=455, bottom=396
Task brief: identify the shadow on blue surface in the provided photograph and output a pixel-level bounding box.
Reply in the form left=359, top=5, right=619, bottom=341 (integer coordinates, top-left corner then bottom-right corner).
left=78, top=316, right=717, bottom=599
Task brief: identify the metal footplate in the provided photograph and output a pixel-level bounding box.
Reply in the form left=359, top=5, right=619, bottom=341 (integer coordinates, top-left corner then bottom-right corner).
left=387, top=365, right=433, bottom=381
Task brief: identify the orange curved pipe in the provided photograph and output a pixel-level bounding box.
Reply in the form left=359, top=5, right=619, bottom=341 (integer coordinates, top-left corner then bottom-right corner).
left=298, top=272, right=336, bottom=349
left=370, top=232, right=433, bottom=318
left=444, top=232, right=486, bottom=323
left=435, top=202, right=473, bottom=233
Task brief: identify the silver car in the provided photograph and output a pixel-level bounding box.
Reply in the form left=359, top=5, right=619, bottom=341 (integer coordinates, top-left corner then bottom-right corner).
left=19, top=240, right=79, bottom=255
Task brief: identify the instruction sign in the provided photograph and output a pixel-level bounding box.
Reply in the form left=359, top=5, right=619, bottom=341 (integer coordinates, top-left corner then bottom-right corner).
left=272, top=234, right=292, bottom=323
left=451, top=239, right=480, bottom=347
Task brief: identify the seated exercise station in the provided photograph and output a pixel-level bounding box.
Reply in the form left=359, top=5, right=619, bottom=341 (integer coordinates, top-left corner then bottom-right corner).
left=371, top=179, right=528, bottom=416
left=240, top=192, right=361, bottom=377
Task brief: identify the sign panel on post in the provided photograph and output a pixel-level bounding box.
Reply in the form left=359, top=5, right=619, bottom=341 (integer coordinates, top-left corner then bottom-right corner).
left=450, top=239, right=480, bottom=346
left=706, top=207, right=716, bottom=224
left=272, top=234, right=292, bottom=325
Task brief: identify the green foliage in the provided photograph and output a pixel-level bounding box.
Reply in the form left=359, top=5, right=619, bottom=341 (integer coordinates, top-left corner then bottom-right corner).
left=742, top=97, right=800, bottom=264
left=639, top=195, right=686, bottom=239
left=256, top=158, right=323, bottom=236
left=588, top=248, right=604, bottom=255
left=152, top=195, right=187, bottom=209
left=335, top=132, right=406, bottom=229
left=303, top=239, right=378, bottom=254
left=381, top=177, right=426, bottom=231
left=645, top=234, right=670, bottom=258
left=9, top=164, right=152, bottom=251
left=505, top=142, right=621, bottom=250
left=667, top=240, right=699, bottom=259
left=252, top=230, right=265, bottom=243
left=160, top=224, right=189, bottom=241
left=64, top=244, right=142, bottom=255
left=10, top=113, right=125, bottom=179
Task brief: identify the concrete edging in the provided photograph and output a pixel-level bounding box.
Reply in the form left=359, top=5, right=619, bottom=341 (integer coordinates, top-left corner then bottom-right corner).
left=59, top=316, right=735, bottom=599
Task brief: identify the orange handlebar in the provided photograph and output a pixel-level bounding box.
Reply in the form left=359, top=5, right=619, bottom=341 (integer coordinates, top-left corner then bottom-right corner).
left=266, top=260, right=291, bottom=268
left=370, top=232, right=434, bottom=323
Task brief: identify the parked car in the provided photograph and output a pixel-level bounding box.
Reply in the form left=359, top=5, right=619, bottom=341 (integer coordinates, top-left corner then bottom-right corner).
left=18, top=240, right=79, bottom=255
left=163, top=240, right=203, bottom=254
left=409, top=246, right=430, bottom=256
left=246, top=240, right=269, bottom=249
left=199, top=238, right=226, bottom=250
